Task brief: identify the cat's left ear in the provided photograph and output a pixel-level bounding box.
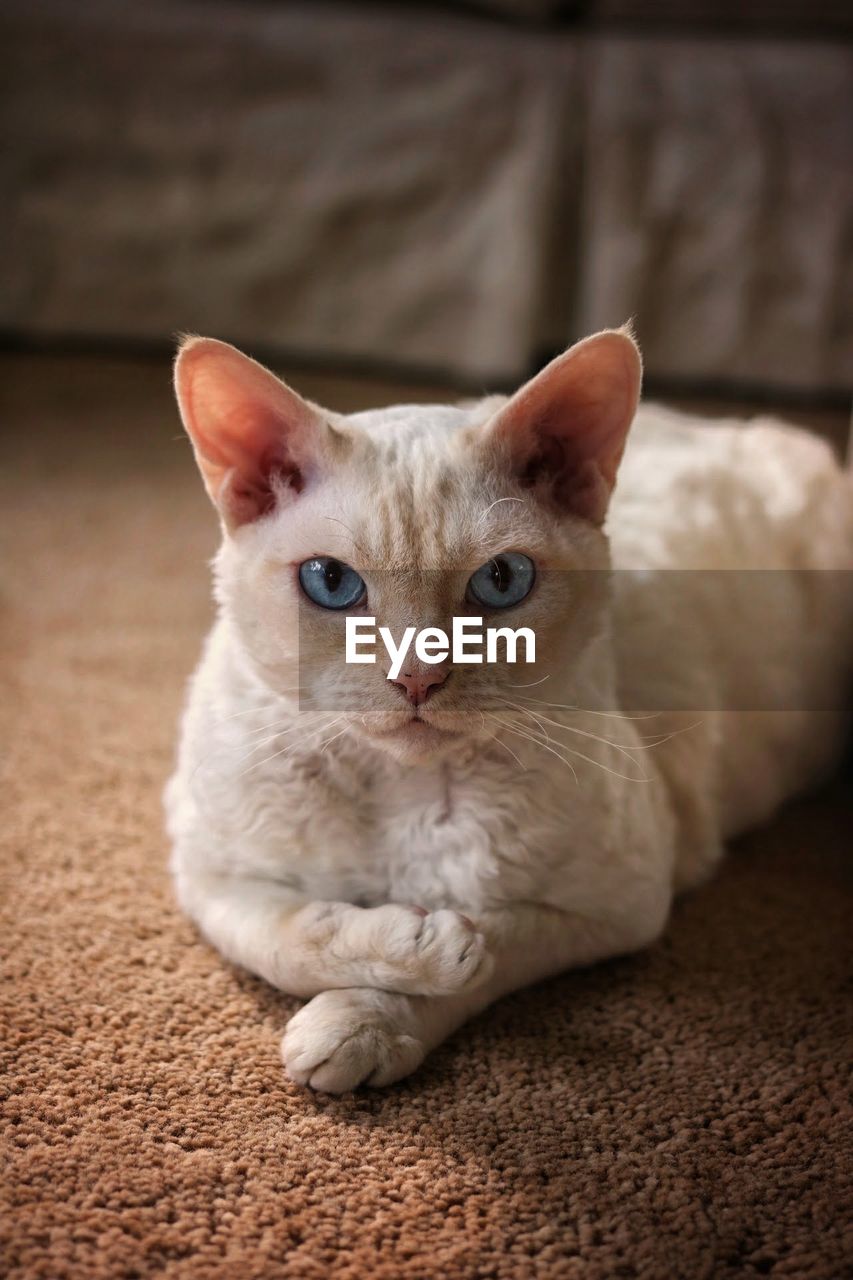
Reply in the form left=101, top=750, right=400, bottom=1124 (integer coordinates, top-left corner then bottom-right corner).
left=484, top=327, right=642, bottom=524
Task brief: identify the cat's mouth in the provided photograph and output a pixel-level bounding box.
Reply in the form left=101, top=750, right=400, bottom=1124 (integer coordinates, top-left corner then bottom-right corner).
left=382, top=715, right=461, bottom=740
left=359, top=710, right=468, bottom=758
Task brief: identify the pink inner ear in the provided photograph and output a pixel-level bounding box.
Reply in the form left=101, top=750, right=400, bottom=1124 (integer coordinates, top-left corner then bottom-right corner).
left=175, top=338, right=322, bottom=528
left=517, top=424, right=610, bottom=524
left=217, top=443, right=303, bottom=526
left=191, top=403, right=304, bottom=503
left=491, top=331, right=641, bottom=525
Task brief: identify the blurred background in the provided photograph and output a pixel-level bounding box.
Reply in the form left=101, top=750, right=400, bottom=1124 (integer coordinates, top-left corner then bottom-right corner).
left=2, top=0, right=852, bottom=408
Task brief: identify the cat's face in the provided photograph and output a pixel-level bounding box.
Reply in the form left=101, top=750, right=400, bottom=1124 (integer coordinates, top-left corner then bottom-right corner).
left=175, top=331, right=641, bottom=763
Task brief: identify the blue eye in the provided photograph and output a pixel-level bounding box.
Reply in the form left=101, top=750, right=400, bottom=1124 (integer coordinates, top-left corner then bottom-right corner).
left=298, top=557, right=366, bottom=610
left=466, top=553, right=535, bottom=609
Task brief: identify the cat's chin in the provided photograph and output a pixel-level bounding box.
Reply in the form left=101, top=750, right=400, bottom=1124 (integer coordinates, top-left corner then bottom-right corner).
left=357, top=716, right=474, bottom=764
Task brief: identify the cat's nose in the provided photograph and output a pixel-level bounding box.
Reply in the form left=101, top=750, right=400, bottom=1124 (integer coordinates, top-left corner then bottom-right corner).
left=389, top=668, right=450, bottom=707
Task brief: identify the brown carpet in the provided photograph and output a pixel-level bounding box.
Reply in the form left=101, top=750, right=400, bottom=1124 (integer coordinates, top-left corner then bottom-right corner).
left=2, top=353, right=851, bottom=1279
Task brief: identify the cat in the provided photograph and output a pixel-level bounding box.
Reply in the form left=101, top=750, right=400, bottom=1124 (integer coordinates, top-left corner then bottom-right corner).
left=165, top=328, right=853, bottom=1093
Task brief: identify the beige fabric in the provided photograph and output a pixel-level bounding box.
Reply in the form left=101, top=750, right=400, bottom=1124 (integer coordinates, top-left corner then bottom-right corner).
left=578, top=38, right=853, bottom=393
left=1, top=0, right=567, bottom=383
left=3, top=3, right=851, bottom=392
left=587, top=0, right=853, bottom=30
left=1, top=354, right=851, bottom=1278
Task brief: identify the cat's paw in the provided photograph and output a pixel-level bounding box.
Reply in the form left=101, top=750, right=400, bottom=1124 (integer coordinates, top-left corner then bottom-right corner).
left=282, top=988, right=426, bottom=1093
left=358, top=904, right=492, bottom=996
left=298, top=901, right=493, bottom=996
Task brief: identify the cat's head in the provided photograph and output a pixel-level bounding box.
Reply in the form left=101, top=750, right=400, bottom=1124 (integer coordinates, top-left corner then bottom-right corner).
left=174, top=329, right=641, bottom=763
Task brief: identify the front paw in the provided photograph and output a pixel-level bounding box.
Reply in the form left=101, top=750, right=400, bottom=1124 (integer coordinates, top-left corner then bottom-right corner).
left=282, top=988, right=426, bottom=1093
left=356, top=905, right=492, bottom=996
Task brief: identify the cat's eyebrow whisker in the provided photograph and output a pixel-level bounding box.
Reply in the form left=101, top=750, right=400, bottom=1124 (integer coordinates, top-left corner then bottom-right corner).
left=321, top=516, right=371, bottom=561
left=476, top=496, right=527, bottom=529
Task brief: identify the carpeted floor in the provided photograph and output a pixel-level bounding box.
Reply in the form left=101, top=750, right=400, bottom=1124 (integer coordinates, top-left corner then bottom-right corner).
left=1, top=353, right=851, bottom=1279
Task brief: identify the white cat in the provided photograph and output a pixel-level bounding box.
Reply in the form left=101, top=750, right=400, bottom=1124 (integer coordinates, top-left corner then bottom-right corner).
left=165, top=329, right=853, bottom=1093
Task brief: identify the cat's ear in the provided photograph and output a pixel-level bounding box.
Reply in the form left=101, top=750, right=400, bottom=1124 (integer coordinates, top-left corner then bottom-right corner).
left=174, top=336, right=335, bottom=529
left=484, top=328, right=641, bottom=524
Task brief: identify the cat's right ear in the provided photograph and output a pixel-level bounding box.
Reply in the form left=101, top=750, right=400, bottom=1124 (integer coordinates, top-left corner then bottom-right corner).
left=174, top=336, right=335, bottom=530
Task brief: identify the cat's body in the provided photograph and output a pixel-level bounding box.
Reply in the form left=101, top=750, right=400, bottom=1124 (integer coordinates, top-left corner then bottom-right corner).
left=166, top=332, right=852, bottom=1092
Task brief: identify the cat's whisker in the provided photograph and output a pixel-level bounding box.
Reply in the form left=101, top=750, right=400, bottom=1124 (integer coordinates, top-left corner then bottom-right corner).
left=231, top=714, right=338, bottom=768
left=500, top=700, right=658, bottom=765
left=189, top=710, right=336, bottom=780
left=507, top=674, right=552, bottom=688
left=512, top=694, right=662, bottom=722
left=505, top=700, right=704, bottom=753
left=489, top=731, right=526, bottom=772
left=507, top=701, right=555, bottom=746
left=508, top=706, right=657, bottom=779
left=206, top=691, right=311, bottom=730
left=584, top=720, right=705, bottom=750
left=318, top=725, right=350, bottom=754
left=496, top=717, right=581, bottom=785
left=207, top=703, right=280, bottom=728
left=492, top=713, right=651, bottom=784
left=237, top=716, right=346, bottom=778
left=488, top=714, right=580, bottom=786
left=242, top=709, right=333, bottom=739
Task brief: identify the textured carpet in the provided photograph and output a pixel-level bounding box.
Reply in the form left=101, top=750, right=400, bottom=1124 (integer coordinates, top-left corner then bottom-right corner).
left=2, top=353, right=851, bottom=1279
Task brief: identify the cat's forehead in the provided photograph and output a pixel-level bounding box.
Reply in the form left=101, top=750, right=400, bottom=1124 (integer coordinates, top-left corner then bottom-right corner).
left=334, top=399, right=523, bottom=569
left=345, top=401, right=474, bottom=449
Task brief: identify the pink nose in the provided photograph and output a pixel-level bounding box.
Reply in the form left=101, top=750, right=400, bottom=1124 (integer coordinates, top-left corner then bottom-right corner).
left=390, top=669, right=450, bottom=707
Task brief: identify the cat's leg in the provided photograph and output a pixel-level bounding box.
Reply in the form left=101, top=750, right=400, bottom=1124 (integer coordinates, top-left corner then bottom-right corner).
left=174, top=868, right=493, bottom=999
left=283, top=896, right=671, bottom=1092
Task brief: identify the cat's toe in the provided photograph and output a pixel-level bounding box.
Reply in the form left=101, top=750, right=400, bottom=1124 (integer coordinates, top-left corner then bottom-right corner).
left=282, top=989, right=425, bottom=1093
left=413, top=909, right=493, bottom=994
